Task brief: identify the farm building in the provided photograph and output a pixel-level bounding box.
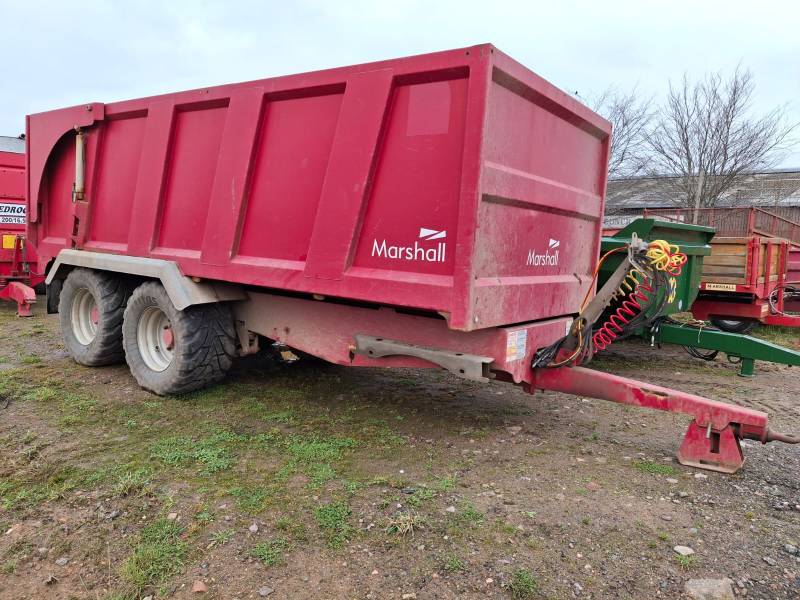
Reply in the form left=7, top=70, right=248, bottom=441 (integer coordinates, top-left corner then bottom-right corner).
left=0, top=135, right=24, bottom=153
left=604, top=168, right=800, bottom=229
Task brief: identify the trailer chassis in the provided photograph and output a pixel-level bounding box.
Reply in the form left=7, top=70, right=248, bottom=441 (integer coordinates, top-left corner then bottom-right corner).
left=232, top=291, right=797, bottom=474
left=44, top=250, right=799, bottom=474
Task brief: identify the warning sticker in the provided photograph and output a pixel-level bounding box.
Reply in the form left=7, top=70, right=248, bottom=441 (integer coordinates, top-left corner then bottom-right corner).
left=506, top=330, right=527, bottom=362
left=704, top=282, right=737, bottom=292
left=0, top=203, right=25, bottom=225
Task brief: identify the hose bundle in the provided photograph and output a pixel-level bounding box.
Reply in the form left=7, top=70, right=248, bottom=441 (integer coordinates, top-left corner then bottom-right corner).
left=532, top=240, right=687, bottom=368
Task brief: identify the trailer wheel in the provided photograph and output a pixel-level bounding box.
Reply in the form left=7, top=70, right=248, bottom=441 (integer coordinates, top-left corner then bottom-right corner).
left=122, top=282, right=236, bottom=395
left=710, top=318, right=758, bottom=335
left=59, top=268, right=131, bottom=366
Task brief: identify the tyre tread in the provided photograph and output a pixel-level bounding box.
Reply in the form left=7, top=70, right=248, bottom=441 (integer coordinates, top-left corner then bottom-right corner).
left=123, top=282, right=235, bottom=395
left=59, top=268, right=132, bottom=366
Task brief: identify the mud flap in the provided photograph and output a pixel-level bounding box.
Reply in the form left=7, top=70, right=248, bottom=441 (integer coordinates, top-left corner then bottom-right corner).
left=677, top=421, right=744, bottom=474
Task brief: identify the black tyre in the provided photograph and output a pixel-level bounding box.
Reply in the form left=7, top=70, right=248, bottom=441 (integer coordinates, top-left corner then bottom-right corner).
left=59, top=268, right=131, bottom=366
left=122, top=282, right=236, bottom=395
left=710, top=317, right=758, bottom=335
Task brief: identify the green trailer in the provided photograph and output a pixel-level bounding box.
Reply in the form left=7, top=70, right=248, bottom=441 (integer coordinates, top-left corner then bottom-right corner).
left=599, top=218, right=800, bottom=376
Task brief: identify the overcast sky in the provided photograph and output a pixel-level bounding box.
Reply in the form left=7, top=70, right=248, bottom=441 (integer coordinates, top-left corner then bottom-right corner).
left=2, top=0, right=798, bottom=166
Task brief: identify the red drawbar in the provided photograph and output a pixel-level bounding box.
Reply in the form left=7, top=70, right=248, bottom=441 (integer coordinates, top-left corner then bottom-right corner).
left=533, top=365, right=769, bottom=473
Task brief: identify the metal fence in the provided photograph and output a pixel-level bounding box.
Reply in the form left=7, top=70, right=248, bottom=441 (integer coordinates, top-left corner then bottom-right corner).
left=643, top=207, right=800, bottom=246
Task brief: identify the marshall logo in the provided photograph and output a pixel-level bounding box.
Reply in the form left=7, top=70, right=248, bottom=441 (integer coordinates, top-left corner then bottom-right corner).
left=526, top=238, right=560, bottom=267
left=371, top=228, right=447, bottom=263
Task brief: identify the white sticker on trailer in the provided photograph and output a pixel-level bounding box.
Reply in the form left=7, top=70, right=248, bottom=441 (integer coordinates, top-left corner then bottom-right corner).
left=704, top=283, right=736, bottom=292
left=506, top=330, right=527, bottom=362
left=0, top=203, right=26, bottom=225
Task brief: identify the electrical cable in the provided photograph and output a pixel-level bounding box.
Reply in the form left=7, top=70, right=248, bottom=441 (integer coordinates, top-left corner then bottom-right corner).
left=768, top=285, right=800, bottom=316
left=532, top=240, right=687, bottom=368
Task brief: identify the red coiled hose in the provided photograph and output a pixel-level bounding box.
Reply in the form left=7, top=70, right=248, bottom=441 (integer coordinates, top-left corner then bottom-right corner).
left=592, top=241, right=687, bottom=352
left=592, top=275, right=655, bottom=350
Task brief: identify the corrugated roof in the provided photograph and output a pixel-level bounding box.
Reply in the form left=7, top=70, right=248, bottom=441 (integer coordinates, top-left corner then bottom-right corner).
left=606, top=169, right=800, bottom=210
left=0, top=136, right=24, bottom=153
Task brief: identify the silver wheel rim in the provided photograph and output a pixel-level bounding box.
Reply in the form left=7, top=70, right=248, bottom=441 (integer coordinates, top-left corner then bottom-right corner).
left=71, top=288, right=98, bottom=346
left=137, top=306, right=174, bottom=372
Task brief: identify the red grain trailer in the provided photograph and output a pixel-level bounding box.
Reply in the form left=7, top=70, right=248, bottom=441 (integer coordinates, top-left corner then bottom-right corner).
left=0, top=136, right=39, bottom=315
left=27, top=45, right=797, bottom=472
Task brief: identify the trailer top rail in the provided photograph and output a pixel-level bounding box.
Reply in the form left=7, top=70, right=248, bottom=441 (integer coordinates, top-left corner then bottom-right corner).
left=644, top=207, right=800, bottom=247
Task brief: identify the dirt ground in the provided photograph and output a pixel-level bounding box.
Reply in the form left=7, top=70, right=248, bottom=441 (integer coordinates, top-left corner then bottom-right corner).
left=1, top=301, right=799, bottom=600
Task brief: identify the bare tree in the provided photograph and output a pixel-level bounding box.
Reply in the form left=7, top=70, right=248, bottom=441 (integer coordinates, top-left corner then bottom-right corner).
left=647, top=67, right=797, bottom=217
left=591, top=87, right=652, bottom=179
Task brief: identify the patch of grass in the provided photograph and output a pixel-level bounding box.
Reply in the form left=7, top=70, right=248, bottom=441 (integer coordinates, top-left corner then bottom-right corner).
left=209, top=529, right=235, bottom=545
left=0, top=466, right=91, bottom=510
left=23, top=385, right=58, bottom=402
left=433, top=475, right=457, bottom=492
left=58, top=414, right=80, bottom=428
left=385, top=511, right=424, bottom=535
left=343, top=480, right=362, bottom=495
left=229, top=486, right=271, bottom=514
left=753, top=325, right=798, bottom=348
left=509, top=568, right=539, bottom=599
left=675, top=554, right=697, bottom=570
left=495, top=519, right=518, bottom=535
left=657, top=531, right=669, bottom=542
left=150, top=436, right=195, bottom=466
left=443, top=554, right=465, bottom=573
left=113, top=468, right=153, bottom=497
left=251, top=537, right=289, bottom=567
left=633, top=460, right=677, bottom=476
left=287, top=435, right=357, bottom=463
left=454, top=503, right=484, bottom=528
left=274, top=516, right=309, bottom=542
left=259, top=410, right=297, bottom=425
left=195, top=508, right=215, bottom=524
left=1, top=539, right=33, bottom=574
left=19, top=354, right=42, bottom=365
left=150, top=430, right=245, bottom=474
left=314, top=500, right=353, bottom=548
left=406, top=487, right=436, bottom=508
left=361, top=419, right=404, bottom=448
left=305, top=463, right=336, bottom=488
left=119, top=519, right=188, bottom=598
left=193, top=443, right=233, bottom=473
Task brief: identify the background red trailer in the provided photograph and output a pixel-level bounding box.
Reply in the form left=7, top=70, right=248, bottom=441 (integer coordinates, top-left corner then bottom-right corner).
left=26, top=45, right=798, bottom=472
left=0, top=136, right=39, bottom=315
left=644, top=207, right=800, bottom=329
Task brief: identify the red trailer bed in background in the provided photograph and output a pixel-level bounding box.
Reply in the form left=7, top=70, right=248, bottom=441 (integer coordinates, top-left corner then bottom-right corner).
left=644, top=207, right=800, bottom=329
left=26, top=45, right=798, bottom=472
left=0, top=137, right=40, bottom=315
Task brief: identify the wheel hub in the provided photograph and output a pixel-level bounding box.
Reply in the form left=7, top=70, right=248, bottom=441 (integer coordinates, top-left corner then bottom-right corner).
left=71, top=288, right=98, bottom=346
left=137, top=306, right=174, bottom=372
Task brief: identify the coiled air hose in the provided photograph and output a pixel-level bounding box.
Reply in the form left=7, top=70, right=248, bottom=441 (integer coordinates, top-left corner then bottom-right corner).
left=532, top=239, right=687, bottom=368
